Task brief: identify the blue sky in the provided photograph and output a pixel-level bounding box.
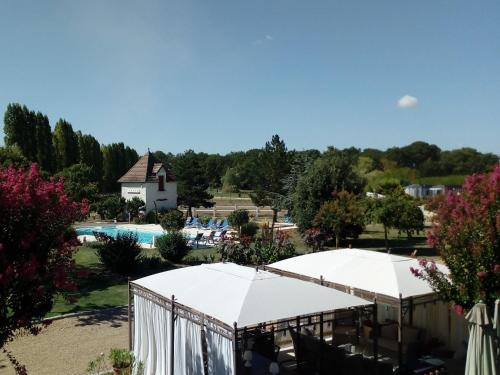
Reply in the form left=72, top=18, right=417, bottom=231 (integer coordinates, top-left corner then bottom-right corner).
left=0, top=0, right=499, bottom=154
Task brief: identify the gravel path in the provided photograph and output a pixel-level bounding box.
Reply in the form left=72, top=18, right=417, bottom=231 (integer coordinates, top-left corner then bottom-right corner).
left=0, top=307, right=128, bottom=375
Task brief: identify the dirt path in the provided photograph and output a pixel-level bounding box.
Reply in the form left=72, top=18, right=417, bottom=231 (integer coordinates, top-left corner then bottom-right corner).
left=0, top=307, right=128, bottom=375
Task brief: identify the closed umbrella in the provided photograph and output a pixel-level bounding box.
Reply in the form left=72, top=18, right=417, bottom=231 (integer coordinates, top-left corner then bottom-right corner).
left=494, top=300, right=499, bottom=361
left=465, top=302, right=498, bottom=375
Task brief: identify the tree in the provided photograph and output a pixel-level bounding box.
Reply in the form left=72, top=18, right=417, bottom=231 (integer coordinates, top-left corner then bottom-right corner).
left=102, top=143, right=138, bottom=192
left=77, top=132, right=103, bottom=184
left=314, top=191, right=364, bottom=248
left=412, top=166, right=500, bottom=312
left=3, top=104, right=37, bottom=162
left=0, top=164, right=87, bottom=349
left=56, top=164, right=99, bottom=202
left=53, top=119, right=79, bottom=170
left=396, top=200, right=424, bottom=238
left=250, top=135, right=291, bottom=235
left=174, top=150, right=214, bottom=217
left=34, top=112, right=55, bottom=172
left=228, top=209, right=250, bottom=236
left=292, top=148, right=365, bottom=232
left=0, top=146, right=29, bottom=169
left=221, top=167, right=240, bottom=193
left=94, top=195, right=126, bottom=220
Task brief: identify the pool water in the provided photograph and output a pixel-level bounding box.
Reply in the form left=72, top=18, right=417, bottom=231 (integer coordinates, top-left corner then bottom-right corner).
left=75, top=226, right=167, bottom=245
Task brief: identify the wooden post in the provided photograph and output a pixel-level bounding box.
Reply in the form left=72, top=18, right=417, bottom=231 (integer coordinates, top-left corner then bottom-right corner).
left=233, top=322, right=238, bottom=375
left=296, top=316, right=301, bottom=369
left=128, top=278, right=132, bottom=351
left=320, top=275, right=324, bottom=286
left=409, top=297, right=414, bottom=326
left=319, top=312, right=324, bottom=375
left=170, top=295, right=175, bottom=375
left=255, top=206, right=259, bottom=218
left=398, top=293, right=403, bottom=368
left=373, top=300, right=378, bottom=363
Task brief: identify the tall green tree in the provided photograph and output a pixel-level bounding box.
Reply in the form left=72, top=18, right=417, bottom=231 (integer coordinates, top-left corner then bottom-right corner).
left=174, top=150, right=213, bottom=217
left=250, top=135, right=291, bottom=234
left=77, top=132, right=103, bottom=183
left=34, top=112, right=55, bottom=172
left=292, top=148, right=365, bottom=232
left=53, top=119, right=79, bottom=170
left=101, top=143, right=138, bottom=192
left=3, top=103, right=37, bottom=161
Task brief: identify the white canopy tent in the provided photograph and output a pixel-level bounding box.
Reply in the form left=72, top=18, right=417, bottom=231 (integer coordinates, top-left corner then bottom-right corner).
left=267, top=249, right=466, bottom=365
left=129, top=262, right=373, bottom=375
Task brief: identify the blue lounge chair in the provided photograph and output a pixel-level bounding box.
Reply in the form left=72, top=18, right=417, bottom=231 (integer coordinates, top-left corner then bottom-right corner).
left=204, top=218, right=215, bottom=229
left=187, top=217, right=200, bottom=228
left=219, top=219, right=229, bottom=229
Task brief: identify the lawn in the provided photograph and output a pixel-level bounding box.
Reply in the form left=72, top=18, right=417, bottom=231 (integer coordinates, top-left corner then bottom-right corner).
left=48, top=245, right=219, bottom=317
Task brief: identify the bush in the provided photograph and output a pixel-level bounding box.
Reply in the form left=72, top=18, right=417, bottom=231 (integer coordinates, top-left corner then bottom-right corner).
left=228, top=209, right=249, bottom=235
left=94, top=195, right=126, bottom=220
left=254, top=231, right=296, bottom=264
left=156, top=232, right=190, bottom=263
left=240, top=222, right=259, bottom=238
left=160, top=209, right=185, bottom=231
left=144, top=210, right=157, bottom=224
left=217, top=239, right=254, bottom=265
left=198, top=216, right=211, bottom=225
left=96, top=233, right=141, bottom=275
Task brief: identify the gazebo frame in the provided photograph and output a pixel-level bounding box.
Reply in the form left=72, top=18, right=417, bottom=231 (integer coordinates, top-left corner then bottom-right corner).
left=264, top=265, right=445, bottom=368
left=128, top=278, right=378, bottom=375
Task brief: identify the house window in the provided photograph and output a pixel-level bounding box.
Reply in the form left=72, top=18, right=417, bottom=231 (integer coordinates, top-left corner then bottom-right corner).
left=158, top=175, right=165, bottom=191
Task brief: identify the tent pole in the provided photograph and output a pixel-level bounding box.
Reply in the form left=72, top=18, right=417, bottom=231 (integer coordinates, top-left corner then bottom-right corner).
left=170, top=295, right=175, bottom=375
left=319, top=312, right=324, bottom=375
left=409, top=297, right=414, bottom=326
left=398, top=293, right=403, bottom=369
left=373, top=300, right=378, bottom=363
left=296, top=316, right=301, bottom=369
left=128, top=278, right=132, bottom=351
left=233, top=322, right=238, bottom=375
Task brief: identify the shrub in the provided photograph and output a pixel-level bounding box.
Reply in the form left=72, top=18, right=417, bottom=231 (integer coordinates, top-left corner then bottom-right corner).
left=94, top=195, right=126, bottom=220
left=156, top=232, right=190, bottom=263
left=96, top=233, right=141, bottom=275
left=144, top=210, right=157, bottom=224
left=198, top=216, right=211, bottom=225
left=217, top=238, right=254, bottom=265
left=127, top=197, right=145, bottom=219
left=228, top=209, right=249, bottom=235
left=240, top=222, right=259, bottom=239
left=254, top=231, right=296, bottom=264
left=160, top=209, right=185, bottom=231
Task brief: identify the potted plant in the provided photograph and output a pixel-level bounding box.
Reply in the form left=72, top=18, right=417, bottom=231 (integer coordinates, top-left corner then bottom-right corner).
left=109, top=348, right=134, bottom=375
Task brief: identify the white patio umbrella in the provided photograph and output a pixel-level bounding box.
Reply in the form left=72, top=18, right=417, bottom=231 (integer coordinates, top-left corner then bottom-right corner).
left=465, top=302, right=498, bottom=375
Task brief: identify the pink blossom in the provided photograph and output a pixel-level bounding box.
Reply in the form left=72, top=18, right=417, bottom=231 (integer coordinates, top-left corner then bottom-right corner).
left=452, top=304, right=464, bottom=316
left=477, top=271, right=488, bottom=278
left=494, top=264, right=500, bottom=273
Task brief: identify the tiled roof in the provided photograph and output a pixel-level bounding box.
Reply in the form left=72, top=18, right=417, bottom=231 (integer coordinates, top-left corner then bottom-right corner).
left=117, top=151, right=175, bottom=183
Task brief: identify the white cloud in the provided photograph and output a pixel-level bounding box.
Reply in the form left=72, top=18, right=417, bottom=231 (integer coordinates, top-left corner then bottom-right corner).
left=397, top=95, right=418, bottom=108
left=252, top=35, right=274, bottom=45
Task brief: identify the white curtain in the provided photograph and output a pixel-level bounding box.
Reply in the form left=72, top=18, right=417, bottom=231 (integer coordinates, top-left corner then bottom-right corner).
left=206, top=329, right=235, bottom=375
left=133, top=295, right=171, bottom=375
left=174, top=316, right=204, bottom=375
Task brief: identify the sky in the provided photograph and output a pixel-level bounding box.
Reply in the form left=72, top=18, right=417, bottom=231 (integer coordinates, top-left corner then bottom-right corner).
left=0, top=0, right=499, bottom=155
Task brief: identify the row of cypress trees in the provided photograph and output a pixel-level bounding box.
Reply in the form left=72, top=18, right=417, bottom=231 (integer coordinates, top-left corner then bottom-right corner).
left=3, top=103, right=138, bottom=191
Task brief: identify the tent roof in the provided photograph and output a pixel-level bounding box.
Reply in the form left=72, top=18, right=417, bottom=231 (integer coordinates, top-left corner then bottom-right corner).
left=133, top=262, right=371, bottom=328
left=270, top=249, right=449, bottom=299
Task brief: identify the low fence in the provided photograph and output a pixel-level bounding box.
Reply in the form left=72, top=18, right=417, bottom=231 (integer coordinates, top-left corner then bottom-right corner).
left=179, top=205, right=286, bottom=219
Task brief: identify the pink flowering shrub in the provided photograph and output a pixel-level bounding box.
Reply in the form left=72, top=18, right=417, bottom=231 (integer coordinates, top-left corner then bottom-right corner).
left=413, top=165, right=500, bottom=312
left=0, top=164, right=88, bottom=348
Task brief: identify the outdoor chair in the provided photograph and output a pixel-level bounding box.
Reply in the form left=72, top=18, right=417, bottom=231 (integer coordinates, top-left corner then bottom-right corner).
left=203, top=230, right=216, bottom=244
left=189, top=232, right=204, bottom=248
left=203, top=218, right=215, bottom=229
left=213, top=229, right=228, bottom=243
left=185, top=217, right=192, bottom=226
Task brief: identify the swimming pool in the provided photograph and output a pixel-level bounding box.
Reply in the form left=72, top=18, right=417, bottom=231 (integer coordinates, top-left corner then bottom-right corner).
left=75, top=226, right=166, bottom=245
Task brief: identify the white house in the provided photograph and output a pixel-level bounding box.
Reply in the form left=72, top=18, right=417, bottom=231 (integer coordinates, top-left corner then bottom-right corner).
left=118, top=151, right=177, bottom=212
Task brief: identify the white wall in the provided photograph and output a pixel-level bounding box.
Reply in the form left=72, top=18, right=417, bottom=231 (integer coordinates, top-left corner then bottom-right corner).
left=121, top=168, right=178, bottom=212
left=121, top=183, right=147, bottom=204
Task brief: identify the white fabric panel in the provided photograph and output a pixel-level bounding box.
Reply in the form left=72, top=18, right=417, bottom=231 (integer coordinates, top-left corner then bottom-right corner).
left=271, top=248, right=449, bottom=299
left=174, top=316, right=204, bottom=375
left=134, top=262, right=370, bottom=327
left=206, top=329, right=234, bottom=375
left=133, top=295, right=171, bottom=375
